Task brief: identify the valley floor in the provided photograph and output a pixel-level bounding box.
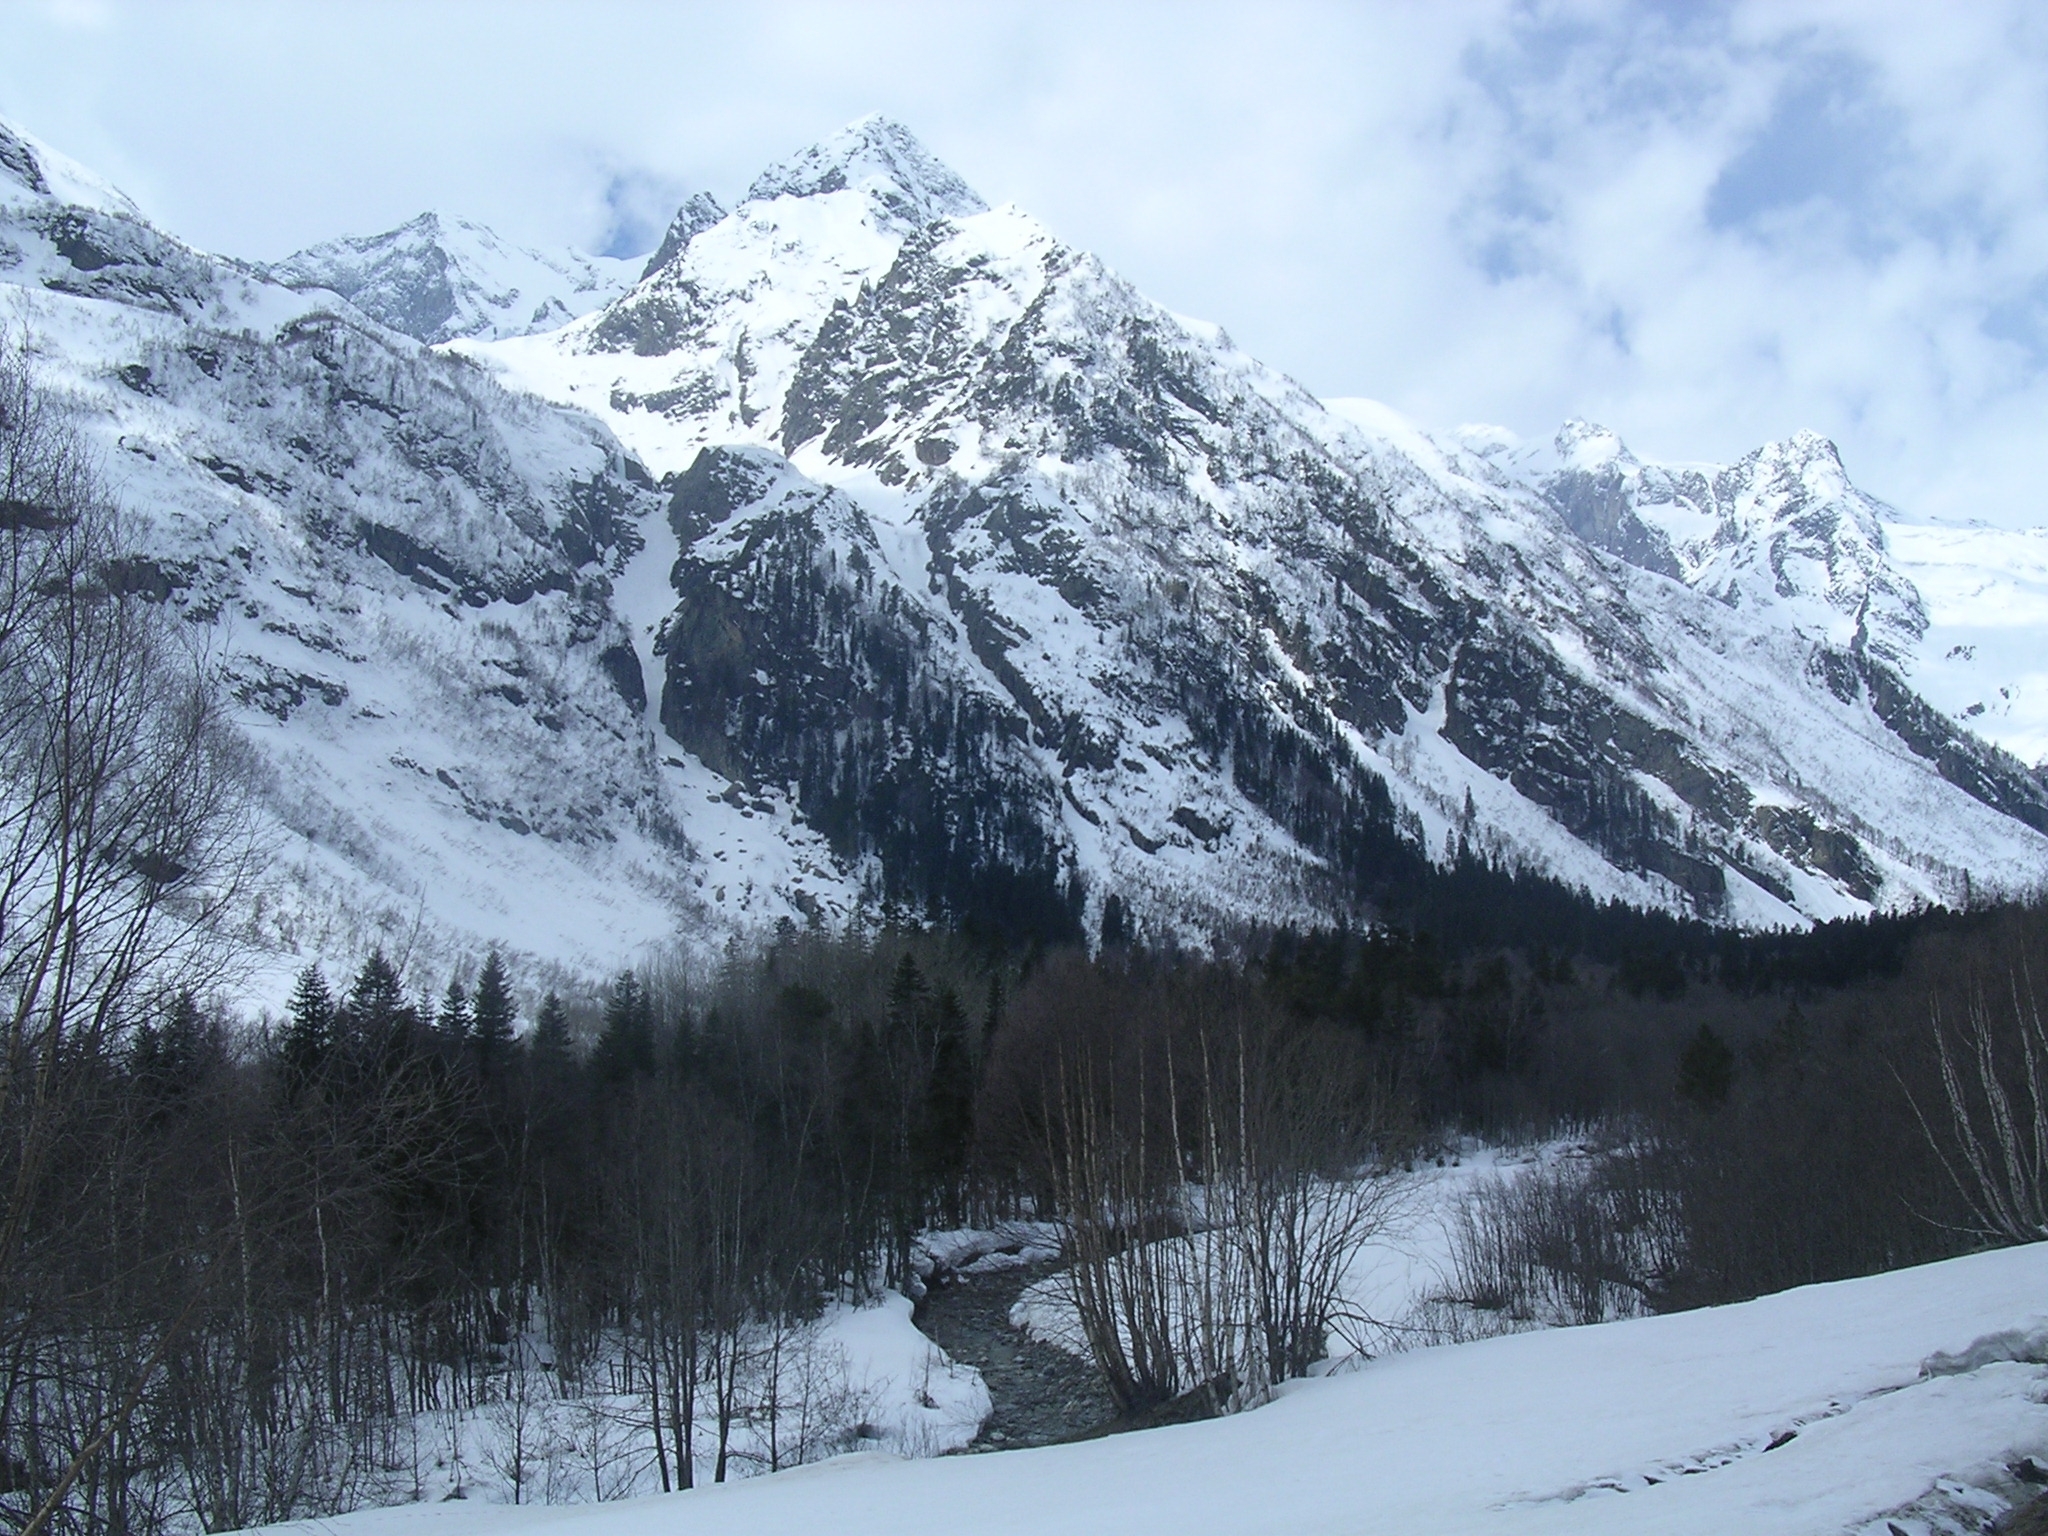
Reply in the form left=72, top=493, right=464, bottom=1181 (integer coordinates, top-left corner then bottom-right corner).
left=255, top=1238, right=2048, bottom=1536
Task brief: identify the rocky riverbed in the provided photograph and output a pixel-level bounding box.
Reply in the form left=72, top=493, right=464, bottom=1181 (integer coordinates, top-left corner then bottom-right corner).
left=914, top=1263, right=1116, bottom=1451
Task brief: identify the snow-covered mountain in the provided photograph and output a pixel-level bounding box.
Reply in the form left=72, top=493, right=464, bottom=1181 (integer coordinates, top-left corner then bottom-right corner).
left=472, top=115, right=2048, bottom=936
left=1455, top=418, right=2048, bottom=773
left=1885, top=519, right=2048, bottom=769
left=3, top=109, right=2045, bottom=983
left=267, top=212, right=640, bottom=344
left=1495, top=420, right=1928, bottom=669
left=0, top=117, right=859, bottom=996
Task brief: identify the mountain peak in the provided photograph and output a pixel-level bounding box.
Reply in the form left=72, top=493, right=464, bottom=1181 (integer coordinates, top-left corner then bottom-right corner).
left=640, top=192, right=726, bottom=281
left=743, top=115, right=986, bottom=230
left=1774, top=428, right=1847, bottom=475
left=0, top=117, right=143, bottom=219
left=269, top=213, right=636, bottom=344
left=1553, top=419, right=1637, bottom=473
left=1729, top=430, right=1856, bottom=506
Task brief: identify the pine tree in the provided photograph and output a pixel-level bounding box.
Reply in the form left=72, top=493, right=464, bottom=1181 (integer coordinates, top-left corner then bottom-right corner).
left=341, top=951, right=417, bottom=1082
left=1677, top=1023, right=1735, bottom=1110
left=1100, top=893, right=1128, bottom=951
left=343, top=951, right=407, bottom=1034
left=921, top=988, right=975, bottom=1226
left=437, top=977, right=472, bottom=1042
left=472, top=948, right=516, bottom=1077
left=887, top=951, right=927, bottom=1033
left=980, top=971, right=1004, bottom=1044
left=281, top=964, right=334, bottom=1092
left=593, top=970, right=655, bottom=1082
left=133, top=989, right=206, bottom=1103
left=529, top=990, right=573, bottom=1075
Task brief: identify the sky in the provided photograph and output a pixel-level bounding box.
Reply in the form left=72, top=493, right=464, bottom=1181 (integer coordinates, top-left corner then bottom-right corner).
left=2, top=0, right=2045, bottom=528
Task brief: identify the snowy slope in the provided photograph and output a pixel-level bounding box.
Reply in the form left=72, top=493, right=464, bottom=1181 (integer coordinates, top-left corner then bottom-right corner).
left=253, top=1240, right=2048, bottom=1536
left=1885, top=519, right=2048, bottom=769
left=469, top=118, right=2048, bottom=934
left=0, top=115, right=860, bottom=1002
left=268, top=213, right=640, bottom=344
left=0, top=117, right=141, bottom=218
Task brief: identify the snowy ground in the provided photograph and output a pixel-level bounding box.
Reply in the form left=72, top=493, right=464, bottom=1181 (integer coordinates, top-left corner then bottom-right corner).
left=1009, top=1142, right=1561, bottom=1359
left=253, top=1238, right=2048, bottom=1536
left=321, top=1293, right=989, bottom=1511
left=246, top=1138, right=2048, bottom=1536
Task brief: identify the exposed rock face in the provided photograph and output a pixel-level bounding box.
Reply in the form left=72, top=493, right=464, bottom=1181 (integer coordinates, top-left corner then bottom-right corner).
left=640, top=193, right=726, bottom=281
left=0, top=119, right=765, bottom=986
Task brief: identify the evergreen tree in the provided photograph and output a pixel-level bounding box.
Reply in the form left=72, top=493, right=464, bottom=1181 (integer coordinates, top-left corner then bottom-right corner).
left=980, top=971, right=1004, bottom=1044
left=343, top=951, right=407, bottom=1034
left=133, top=989, right=206, bottom=1104
left=887, top=951, right=927, bottom=1034
left=340, top=951, right=418, bottom=1082
left=592, top=970, right=655, bottom=1082
left=280, top=964, right=334, bottom=1092
left=1100, top=892, right=1128, bottom=950
left=529, top=990, right=573, bottom=1075
left=436, top=977, right=472, bottom=1042
left=1677, top=1023, right=1735, bottom=1110
left=472, top=947, right=516, bottom=1076
left=921, top=988, right=975, bottom=1225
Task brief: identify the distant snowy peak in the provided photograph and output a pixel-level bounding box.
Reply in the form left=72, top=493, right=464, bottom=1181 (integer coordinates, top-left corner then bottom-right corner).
left=268, top=213, right=638, bottom=344
left=744, top=115, right=987, bottom=231
left=1517, top=419, right=1684, bottom=580
left=1552, top=418, right=1635, bottom=474
left=1465, top=413, right=2048, bottom=762
left=1511, top=419, right=1926, bottom=666
left=0, top=117, right=143, bottom=219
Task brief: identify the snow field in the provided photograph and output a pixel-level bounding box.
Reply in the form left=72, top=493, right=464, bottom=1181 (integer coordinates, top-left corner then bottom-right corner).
left=236, top=1292, right=988, bottom=1513
left=250, top=1236, right=2048, bottom=1536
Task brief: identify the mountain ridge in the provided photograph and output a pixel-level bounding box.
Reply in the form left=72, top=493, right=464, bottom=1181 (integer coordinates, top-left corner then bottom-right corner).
left=1444, top=414, right=2048, bottom=770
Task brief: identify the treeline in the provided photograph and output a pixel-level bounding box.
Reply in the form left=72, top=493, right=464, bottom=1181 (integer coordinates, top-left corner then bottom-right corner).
left=1254, top=898, right=2048, bottom=1310
left=6, top=912, right=1415, bottom=1530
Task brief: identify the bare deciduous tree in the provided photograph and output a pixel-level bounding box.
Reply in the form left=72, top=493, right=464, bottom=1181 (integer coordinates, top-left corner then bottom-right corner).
left=1908, top=965, right=2048, bottom=1246
left=0, top=340, right=259, bottom=1536
left=1020, top=961, right=1399, bottom=1417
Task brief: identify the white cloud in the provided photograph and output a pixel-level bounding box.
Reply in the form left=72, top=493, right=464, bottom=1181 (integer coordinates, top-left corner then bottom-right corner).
left=0, top=0, right=2041, bottom=526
